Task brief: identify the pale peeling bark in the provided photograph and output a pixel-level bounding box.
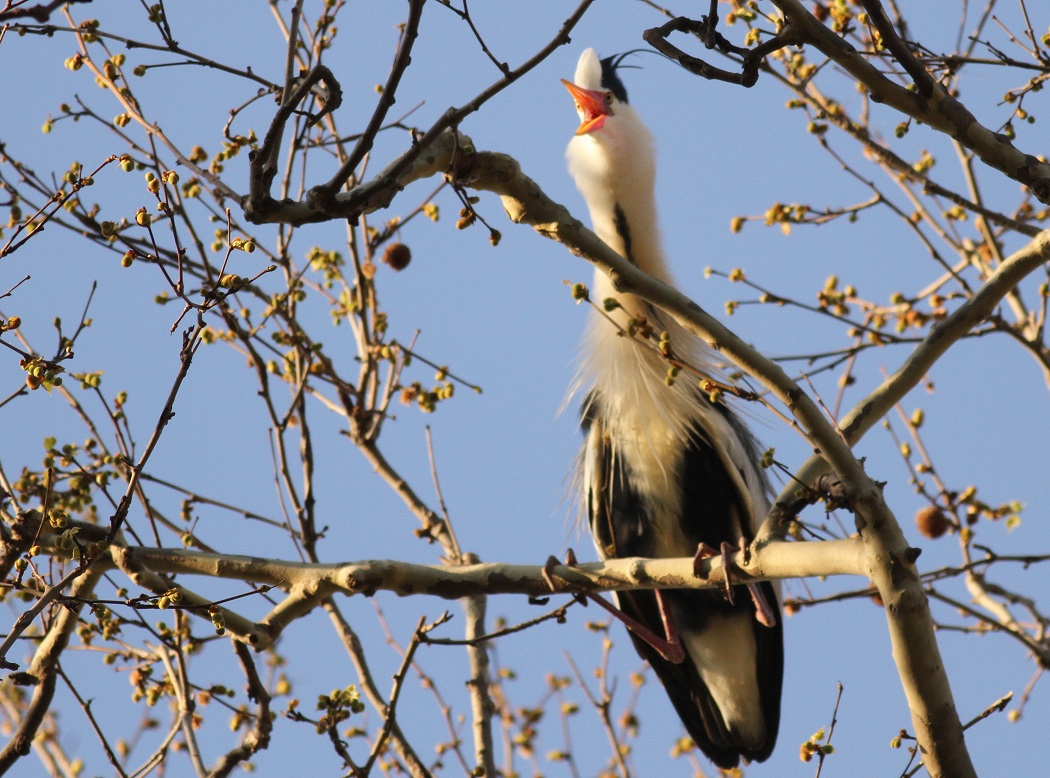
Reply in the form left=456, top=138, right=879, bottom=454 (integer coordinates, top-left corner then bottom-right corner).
left=110, top=536, right=864, bottom=604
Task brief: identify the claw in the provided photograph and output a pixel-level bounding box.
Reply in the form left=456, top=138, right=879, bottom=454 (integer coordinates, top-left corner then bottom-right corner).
left=738, top=535, right=751, bottom=565
left=719, top=541, right=736, bottom=605
left=693, top=541, right=734, bottom=602
left=692, top=542, right=718, bottom=577
left=542, top=554, right=562, bottom=593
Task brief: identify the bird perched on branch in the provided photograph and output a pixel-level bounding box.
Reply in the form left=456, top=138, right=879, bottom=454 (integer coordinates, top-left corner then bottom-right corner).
left=562, top=48, right=783, bottom=769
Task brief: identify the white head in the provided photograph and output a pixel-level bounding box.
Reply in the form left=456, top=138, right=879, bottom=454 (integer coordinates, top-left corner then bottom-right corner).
left=563, top=49, right=660, bottom=274
left=562, top=49, right=657, bottom=221
left=562, top=47, right=651, bottom=176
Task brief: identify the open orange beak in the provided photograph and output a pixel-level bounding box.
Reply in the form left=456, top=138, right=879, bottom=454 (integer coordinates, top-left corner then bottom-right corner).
left=561, top=79, right=610, bottom=136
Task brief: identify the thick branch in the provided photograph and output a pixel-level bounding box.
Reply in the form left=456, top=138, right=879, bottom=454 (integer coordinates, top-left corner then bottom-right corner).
left=857, top=0, right=936, bottom=97
left=248, top=64, right=344, bottom=212
left=110, top=545, right=273, bottom=647
left=318, top=0, right=425, bottom=195
left=462, top=595, right=495, bottom=777
left=111, top=539, right=862, bottom=602
left=242, top=129, right=463, bottom=226
left=772, top=0, right=1050, bottom=202
left=452, top=151, right=866, bottom=487
left=791, top=230, right=1050, bottom=495
left=643, top=11, right=801, bottom=88
left=241, top=0, right=596, bottom=224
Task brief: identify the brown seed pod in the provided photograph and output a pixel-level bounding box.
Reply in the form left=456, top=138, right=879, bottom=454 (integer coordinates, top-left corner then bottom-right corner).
left=382, top=242, right=411, bottom=271
left=915, top=506, right=950, bottom=539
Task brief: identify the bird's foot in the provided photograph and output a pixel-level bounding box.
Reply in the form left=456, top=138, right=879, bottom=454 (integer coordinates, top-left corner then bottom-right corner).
left=694, top=541, right=777, bottom=628
left=737, top=534, right=752, bottom=564
left=542, top=550, right=587, bottom=606
left=692, top=542, right=736, bottom=604
left=692, top=541, right=718, bottom=575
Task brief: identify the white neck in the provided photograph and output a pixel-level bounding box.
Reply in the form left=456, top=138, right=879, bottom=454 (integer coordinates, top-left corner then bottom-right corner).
left=567, top=104, right=669, bottom=286
left=566, top=103, right=727, bottom=436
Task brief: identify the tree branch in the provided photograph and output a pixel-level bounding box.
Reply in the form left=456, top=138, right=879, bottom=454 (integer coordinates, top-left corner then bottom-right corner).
left=771, top=0, right=1050, bottom=202
left=781, top=228, right=1050, bottom=505
left=242, top=0, right=597, bottom=225
left=107, top=538, right=862, bottom=605
left=0, top=567, right=101, bottom=773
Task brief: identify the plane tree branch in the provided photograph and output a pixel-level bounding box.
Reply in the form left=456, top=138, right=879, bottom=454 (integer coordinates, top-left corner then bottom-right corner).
left=98, top=538, right=862, bottom=607
left=643, top=0, right=1050, bottom=204
left=771, top=0, right=1050, bottom=203
left=241, top=0, right=597, bottom=226
left=781, top=229, right=1050, bottom=516
left=0, top=568, right=102, bottom=774
left=642, top=3, right=802, bottom=88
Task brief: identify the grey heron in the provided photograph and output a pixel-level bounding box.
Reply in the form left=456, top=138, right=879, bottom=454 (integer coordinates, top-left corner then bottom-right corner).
left=563, top=48, right=783, bottom=769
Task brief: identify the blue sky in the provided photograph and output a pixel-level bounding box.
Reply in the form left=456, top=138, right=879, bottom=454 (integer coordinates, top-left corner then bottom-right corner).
left=2, top=1, right=1049, bottom=775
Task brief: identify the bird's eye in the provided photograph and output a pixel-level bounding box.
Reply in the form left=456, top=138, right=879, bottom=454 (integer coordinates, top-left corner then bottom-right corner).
left=603, top=92, right=614, bottom=105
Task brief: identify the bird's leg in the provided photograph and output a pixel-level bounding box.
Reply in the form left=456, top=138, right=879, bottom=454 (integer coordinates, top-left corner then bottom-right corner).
left=737, top=537, right=778, bottom=628
left=578, top=588, right=686, bottom=664
left=543, top=550, right=685, bottom=664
